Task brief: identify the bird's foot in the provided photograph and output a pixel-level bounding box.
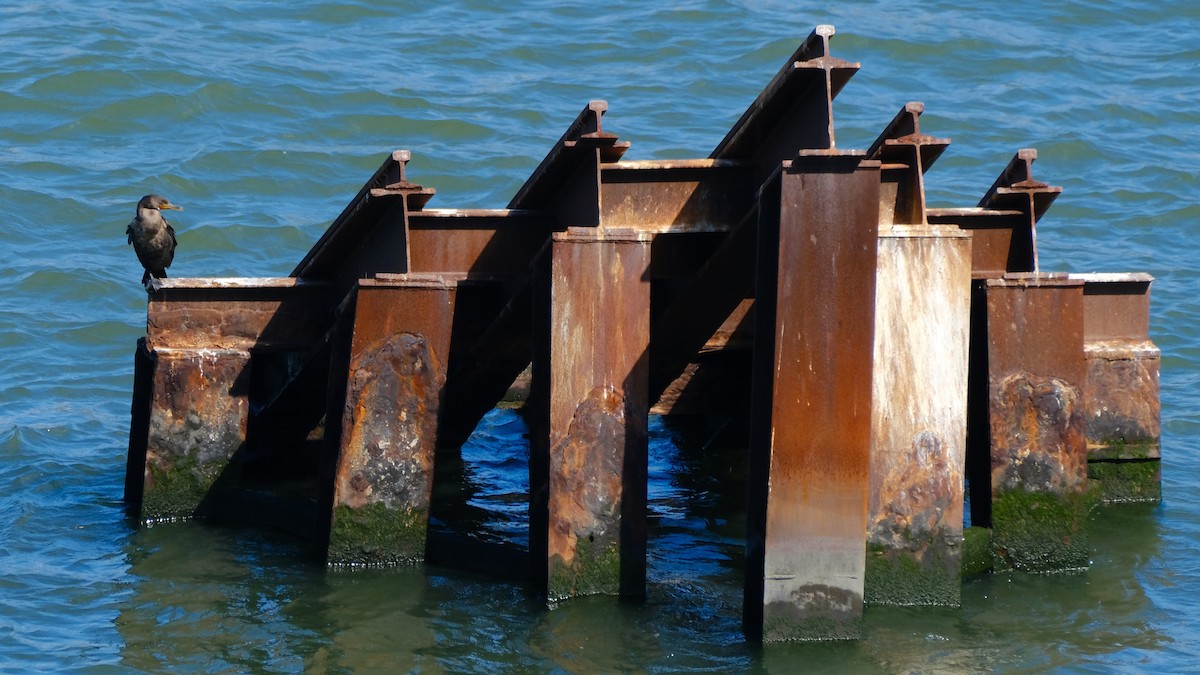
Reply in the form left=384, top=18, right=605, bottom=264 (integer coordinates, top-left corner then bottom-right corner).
left=144, top=277, right=163, bottom=293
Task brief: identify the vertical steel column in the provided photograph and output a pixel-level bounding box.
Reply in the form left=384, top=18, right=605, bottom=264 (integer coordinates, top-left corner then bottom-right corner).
left=126, top=345, right=251, bottom=522
left=320, top=276, right=457, bottom=565
left=864, top=102, right=972, bottom=604
left=538, top=228, right=651, bottom=600
left=953, top=149, right=1063, bottom=544
left=984, top=273, right=1094, bottom=571
left=745, top=154, right=880, bottom=641
left=1072, top=273, right=1161, bottom=503
left=867, top=227, right=971, bottom=604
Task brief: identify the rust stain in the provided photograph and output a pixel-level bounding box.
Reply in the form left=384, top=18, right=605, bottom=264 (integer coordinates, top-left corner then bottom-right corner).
left=335, top=332, right=440, bottom=511
left=548, top=386, right=625, bottom=566
left=870, top=430, right=959, bottom=550
left=868, top=227, right=970, bottom=542
left=141, top=348, right=250, bottom=516
left=1083, top=342, right=1160, bottom=455
left=989, top=372, right=1087, bottom=494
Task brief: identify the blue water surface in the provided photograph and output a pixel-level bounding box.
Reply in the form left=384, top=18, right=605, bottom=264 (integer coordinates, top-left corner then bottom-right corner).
left=1, top=1, right=1197, bottom=671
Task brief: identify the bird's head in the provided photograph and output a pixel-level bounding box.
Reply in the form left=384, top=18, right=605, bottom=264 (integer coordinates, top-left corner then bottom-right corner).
left=138, top=194, right=183, bottom=212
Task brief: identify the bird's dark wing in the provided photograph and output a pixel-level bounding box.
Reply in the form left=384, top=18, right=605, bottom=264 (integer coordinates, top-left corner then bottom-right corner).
left=126, top=221, right=134, bottom=245
left=165, top=223, right=177, bottom=268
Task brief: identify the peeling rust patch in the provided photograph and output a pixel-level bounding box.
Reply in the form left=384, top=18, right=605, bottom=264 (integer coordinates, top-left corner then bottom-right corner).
left=1083, top=342, right=1160, bottom=460
left=329, top=331, right=440, bottom=564
left=988, top=371, right=1094, bottom=571
left=338, top=332, right=438, bottom=508
left=548, top=386, right=625, bottom=597
left=871, top=431, right=959, bottom=551
left=990, top=372, right=1087, bottom=494
left=141, top=348, right=250, bottom=521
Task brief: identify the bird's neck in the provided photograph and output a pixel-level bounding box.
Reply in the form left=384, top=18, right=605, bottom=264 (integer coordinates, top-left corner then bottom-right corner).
left=138, top=208, right=166, bottom=228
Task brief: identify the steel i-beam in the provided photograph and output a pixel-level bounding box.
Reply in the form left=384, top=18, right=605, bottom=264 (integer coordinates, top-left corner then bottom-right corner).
left=745, top=152, right=881, bottom=641
left=864, top=103, right=972, bottom=606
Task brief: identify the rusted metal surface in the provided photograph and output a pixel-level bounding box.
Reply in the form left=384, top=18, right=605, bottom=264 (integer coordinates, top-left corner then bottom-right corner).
left=927, top=208, right=1030, bottom=277
left=867, top=224, right=971, bottom=606
left=293, top=150, right=435, bottom=282
left=407, top=209, right=552, bottom=279
left=146, top=277, right=339, bottom=350
left=437, top=278, right=540, bottom=451
left=867, top=102, right=949, bottom=226
left=864, top=102, right=971, bottom=605
left=648, top=214, right=757, bottom=405
left=1071, top=273, right=1161, bottom=502
left=929, top=149, right=1061, bottom=277
left=745, top=155, right=881, bottom=641
left=979, top=149, right=1061, bottom=225
left=1074, top=272, right=1153, bottom=342
left=127, top=344, right=251, bottom=522
left=540, top=229, right=651, bottom=600
left=599, top=159, right=754, bottom=233
left=1083, top=341, right=1161, bottom=457
left=509, top=100, right=629, bottom=216
left=1074, top=273, right=1158, bottom=456
left=434, top=103, right=637, bottom=454
left=123, top=23, right=1164, bottom=642
left=712, top=25, right=858, bottom=177
left=983, top=274, right=1093, bottom=571
left=652, top=300, right=755, bottom=416
left=322, top=277, right=456, bottom=565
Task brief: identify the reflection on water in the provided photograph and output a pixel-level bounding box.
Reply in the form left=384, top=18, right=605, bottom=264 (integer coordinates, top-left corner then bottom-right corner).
left=107, top=409, right=1173, bottom=672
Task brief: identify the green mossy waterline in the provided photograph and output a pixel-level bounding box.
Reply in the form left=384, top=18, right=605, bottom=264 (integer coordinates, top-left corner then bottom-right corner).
left=548, top=535, right=621, bottom=601
left=327, top=502, right=428, bottom=566
left=141, top=450, right=224, bottom=521
left=961, top=526, right=994, bottom=578
left=991, top=484, right=1100, bottom=573
left=1088, top=437, right=1160, bottom=461
left=1088, top=459, right=1162, bottom=504
left=762, top=612, right=863, bottom=642
left=864, top=542, right=960, bottom=607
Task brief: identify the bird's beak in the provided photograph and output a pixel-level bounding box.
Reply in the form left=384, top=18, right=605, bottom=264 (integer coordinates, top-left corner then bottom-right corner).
left=160, top=202, right=182, bottom=211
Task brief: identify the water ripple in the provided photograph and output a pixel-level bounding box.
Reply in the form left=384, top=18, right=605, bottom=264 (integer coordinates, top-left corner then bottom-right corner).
left=2, top=0, right=1200, bottom=671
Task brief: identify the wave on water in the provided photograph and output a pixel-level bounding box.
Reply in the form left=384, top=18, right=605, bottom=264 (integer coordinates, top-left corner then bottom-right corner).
left=2, top=0, right=1199, bottom=671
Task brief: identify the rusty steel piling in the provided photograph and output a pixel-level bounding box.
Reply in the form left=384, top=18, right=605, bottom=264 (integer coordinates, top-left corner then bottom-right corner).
left=982, top=274, right=1095, bottom=572
left=537, top=229, right=652, bottom=599
left=1072, top=272, right=1161, bottom=503
left=864, top=103, right=972, bottom=606
left=124, top=24, right=1163, bottom=643
left=745, top=153, right=882, bottom=641
left=319, top=276, right=456, bottom=565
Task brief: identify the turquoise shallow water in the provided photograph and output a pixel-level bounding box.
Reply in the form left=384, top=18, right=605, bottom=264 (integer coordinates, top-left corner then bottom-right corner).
left=2, top=1, right=1199, bottom=671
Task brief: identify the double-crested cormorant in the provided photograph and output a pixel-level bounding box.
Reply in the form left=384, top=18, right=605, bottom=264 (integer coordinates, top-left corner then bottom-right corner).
left=126, top=194, right=182, bottom=288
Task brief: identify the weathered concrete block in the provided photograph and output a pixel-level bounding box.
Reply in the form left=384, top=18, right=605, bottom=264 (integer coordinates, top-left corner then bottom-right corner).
left=867, top=224, right=971, bottom=606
